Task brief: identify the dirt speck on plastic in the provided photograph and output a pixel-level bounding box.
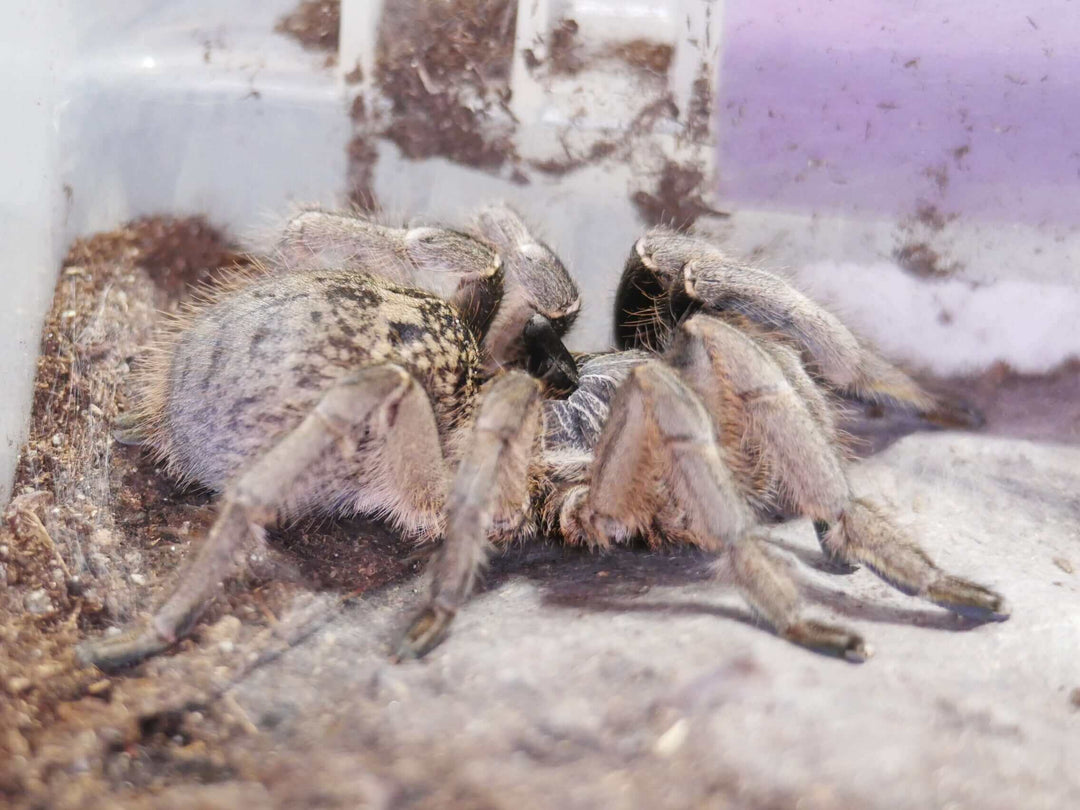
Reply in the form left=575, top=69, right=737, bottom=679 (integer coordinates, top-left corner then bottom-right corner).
left=375, top=0, right=518, bottom=170
left=893, top=242, right=961, bottom=279
left=632, top=161, right=728, bottom=230
left=274, top=0, right=340, bottom=53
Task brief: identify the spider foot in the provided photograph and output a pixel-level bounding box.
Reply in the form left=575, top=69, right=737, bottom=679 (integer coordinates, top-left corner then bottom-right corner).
left=782, top=619, right=872, bottom=663
left=813, top=520, right=859, bottom=575
left=393, top=604, right=455, bottom=661
left=819, top=556, right=861, bottom=576
left=927, top=575, right=1011, bottom=622
left=923, top=397, right=986, bottom=430
left=112, top=411, right=150, bottom=446
left=76, top=624, right=173, bottom=671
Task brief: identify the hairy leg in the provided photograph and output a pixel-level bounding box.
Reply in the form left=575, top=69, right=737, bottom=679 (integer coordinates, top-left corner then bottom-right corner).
left=755, top=337, right=844, bottom=448
left=275, top=210, right=413, bottom=279
left=679, top=256, right=979, bottom=426
left=396, top=371, right=543, bottom=660
left=720, top=535, right=870, bottom=661
left=274, top=209, right=503, bottom=337
left=671, top=314, right=1008, bottom=622
left=78, top=364, right=449, bottom=670
left=821, top=501, right=1010, bottom=620
left=668, top=315, right=851, bottom=517
left=560, top=361, right=868, bottom=660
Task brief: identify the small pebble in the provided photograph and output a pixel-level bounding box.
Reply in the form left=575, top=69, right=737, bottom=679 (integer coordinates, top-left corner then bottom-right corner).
left=5, top=728, right=30, bottom=758
left=91, top=528, right=116, bottom=547
left=1053, top=557, right=1074, bottom=575
left=7, top=677, right=32, bottom=695
left=205, top=615, right=242, bottom=645
left=51, top=434, right=63, bottom=447
left=24, top=589, right=54, bottom=616
left=653, top=718, right=689, bottom=757
left=35, top=662, right=63, bottom=680
left=129, top=573, right=147, bottom=586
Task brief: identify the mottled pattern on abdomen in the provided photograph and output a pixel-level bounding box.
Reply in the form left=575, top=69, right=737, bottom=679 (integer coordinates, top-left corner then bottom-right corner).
left=160, top=271, right=480, bottom=489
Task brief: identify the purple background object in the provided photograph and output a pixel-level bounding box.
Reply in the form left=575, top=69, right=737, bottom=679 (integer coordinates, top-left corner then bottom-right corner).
left=716, top=2, right=1079, bottom=225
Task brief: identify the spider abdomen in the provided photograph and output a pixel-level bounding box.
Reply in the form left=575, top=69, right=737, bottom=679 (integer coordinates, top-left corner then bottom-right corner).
left=138, top=270, right=482, bottom=492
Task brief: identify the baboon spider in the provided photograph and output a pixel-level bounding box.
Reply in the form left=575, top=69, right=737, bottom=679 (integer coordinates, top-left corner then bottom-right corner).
left=77, top=212, right=1008, bottom=671
left=77, top=204, right=580, bottom=669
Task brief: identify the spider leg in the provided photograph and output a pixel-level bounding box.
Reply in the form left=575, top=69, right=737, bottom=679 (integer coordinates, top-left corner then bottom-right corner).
left=671, top=314, right=1008, bottom=623
left=275, top=210, right=503, bottom=338
left=680, top=258, right=981, bottom=427
left=720, top=534, right=871, bottom=661
left=276, top=210, right=413, bottom=281
left=669, top=315, right=854, bottom=566
left=560, top=361, right=870, bottom=661
left=77, top=364, right=450, bottom=671
left=111, top=410, right=151, bottom=446
left=820, top=501, right=1010, bottom=621
left=755, top=339, right=843, bottom=446
left=396, top=371, right=543, bottom=660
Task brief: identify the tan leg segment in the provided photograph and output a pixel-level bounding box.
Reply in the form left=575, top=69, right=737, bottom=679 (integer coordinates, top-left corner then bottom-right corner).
left=721, top=536, right=870, bottom=661
left=669, top=315, right=1008, bottom=622
left=668, top=315, right=851, bottom=520
left=822, top=501, right=1010, bottom=621
left=668, top=315, right=854, bottom=572
left=275, top=210, right=503, bottom=337
left=563, top=362, right=752, bottom=547
left=756, top=339, right=843, bottom=446
left=562, top=361, right=868, bottom=661
left=396, top=371, right=543, bottom=660
left=78, top=364, right=449, bottom=671
left=682, top=260, right=980, bottom=426
left=275, top=210, right=412, bottom=279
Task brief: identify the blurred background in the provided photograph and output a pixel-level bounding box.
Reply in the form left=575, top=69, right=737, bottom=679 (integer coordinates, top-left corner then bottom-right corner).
left=3, top=0, right=1079, bottom=496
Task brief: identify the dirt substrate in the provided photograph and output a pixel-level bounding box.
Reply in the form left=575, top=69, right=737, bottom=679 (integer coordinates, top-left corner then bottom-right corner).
left=0, top=219, right=419, bottom=808
left=2, top=220, right=1078, bottom=808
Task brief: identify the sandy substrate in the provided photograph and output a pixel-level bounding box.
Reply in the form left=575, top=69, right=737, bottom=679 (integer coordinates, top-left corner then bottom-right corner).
left=1, top=220, right=1077, bottom=809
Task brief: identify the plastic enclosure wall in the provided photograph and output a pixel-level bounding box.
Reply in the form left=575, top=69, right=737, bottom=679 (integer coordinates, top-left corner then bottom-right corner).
left=2, top=0, right=1078, bottom=502
left=0, top=0, right=349, bottom=503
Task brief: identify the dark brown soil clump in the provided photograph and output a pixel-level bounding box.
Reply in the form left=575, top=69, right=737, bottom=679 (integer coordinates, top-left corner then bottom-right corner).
left=547, top=18, right=584, bottom=75
left=375, top=0, right=518, bottom=169
left=893, top=242, right=961, bottom=279
left=275, top=0, right=341, bottom=52
left=610, top=40, right=674, bottom=76
left=632, top=161, right=728, bottom=230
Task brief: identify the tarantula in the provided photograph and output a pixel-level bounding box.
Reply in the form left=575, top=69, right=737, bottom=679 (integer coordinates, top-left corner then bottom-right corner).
left=77, top=204, right=580, bottom=669
left=77, top=209, right=1008, bottom=670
